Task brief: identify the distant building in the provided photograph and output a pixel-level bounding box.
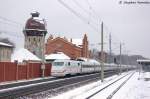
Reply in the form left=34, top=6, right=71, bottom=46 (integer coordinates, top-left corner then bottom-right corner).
left=23, top=12, right=47, bottom=59
left=137, top=59, right=150, bottom=72
left=0, top=42, right=13, bottom=62
left=98, top=51, right=108, bottom=63
left=45, top=34, right=89, bottom=59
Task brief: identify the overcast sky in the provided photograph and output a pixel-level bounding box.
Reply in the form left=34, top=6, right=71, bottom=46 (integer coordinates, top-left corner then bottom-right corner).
left=0, top=0, right=150, bottom=58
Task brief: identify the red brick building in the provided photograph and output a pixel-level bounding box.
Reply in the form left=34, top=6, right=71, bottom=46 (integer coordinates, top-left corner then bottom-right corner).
left=45, top=34, right=89, bottom=59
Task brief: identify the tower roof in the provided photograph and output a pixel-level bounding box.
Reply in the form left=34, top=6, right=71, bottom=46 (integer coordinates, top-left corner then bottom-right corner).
left=24, top=12, right=47, bottom=36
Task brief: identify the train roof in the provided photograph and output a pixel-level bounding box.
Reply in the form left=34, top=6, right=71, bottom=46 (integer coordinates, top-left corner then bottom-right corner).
left=88, top=59, right=100, bottom=64
left=137, top=59, right=150, bottom=63
left=46, top=52, right=70, bottom=60
left=77, top=57, right=100, bottom=65
left=53, top=59, right=79, bottom=63
left=53, top=59, right=100, bottom=65
left=104, top=63, right=117, bottom=66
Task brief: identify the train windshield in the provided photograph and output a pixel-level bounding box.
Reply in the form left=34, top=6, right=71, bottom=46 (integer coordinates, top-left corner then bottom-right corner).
left=53, top=62, right=64, bottom=66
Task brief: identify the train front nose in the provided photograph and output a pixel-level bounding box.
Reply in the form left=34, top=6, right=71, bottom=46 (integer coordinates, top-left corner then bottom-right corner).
left=51, top=66, right=66, bottom=77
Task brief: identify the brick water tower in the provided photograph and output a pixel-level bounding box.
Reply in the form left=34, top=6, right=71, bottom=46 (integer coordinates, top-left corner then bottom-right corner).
left=23, top=12, right=47, bottom=59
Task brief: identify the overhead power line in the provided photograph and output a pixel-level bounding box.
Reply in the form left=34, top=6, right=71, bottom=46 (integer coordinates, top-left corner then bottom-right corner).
left=58, top=0, right=126, bottom=53
left=0, top=16, right=23, bottom=26
left=58, top=0, right=99, bottom=32
left=0, top=16, right=23, bottom=38
left=0, top=20, right=22, bottom=28
left=72, top=0, right=90, bottom=15
left=85, top=0, right=101, bottom=20
left=72, top=0, right=100, bottom=27
left=72, top=0, right=98, bottom=20
left=0, top=30, right=23, bottom=38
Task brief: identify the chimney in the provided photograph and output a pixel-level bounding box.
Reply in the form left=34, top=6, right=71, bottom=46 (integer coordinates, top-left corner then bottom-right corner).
left=70, top=38, right=72, bottom=42
left=31, top=11, right=40, bottom=17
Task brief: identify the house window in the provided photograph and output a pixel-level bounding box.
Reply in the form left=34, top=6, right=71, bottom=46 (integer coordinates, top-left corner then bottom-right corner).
left=78, top=63, right=80, bottom=66
left=7, top=50, right=9, bottom=59
left=68, top=62, right=70, bottom=66
left=0, top=49, right=1, bottom=60
left=34, top=38, right=36, bottom=41
left=2, top=49, right=4, bottom=59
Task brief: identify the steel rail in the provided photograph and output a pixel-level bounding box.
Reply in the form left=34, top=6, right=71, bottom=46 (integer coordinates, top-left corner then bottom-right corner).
left=85, top=72, right=134, bottom=99
left=107, top=72, right=135, bottom=99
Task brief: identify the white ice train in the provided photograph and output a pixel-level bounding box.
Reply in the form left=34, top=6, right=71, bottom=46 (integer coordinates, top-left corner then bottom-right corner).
left=51, top=58, right=136, bottom=77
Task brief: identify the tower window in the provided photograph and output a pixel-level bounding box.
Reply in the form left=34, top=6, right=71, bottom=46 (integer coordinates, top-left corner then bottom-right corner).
left=29, top=38, right=30, bottom=41
left=34, top=38, right=36, bottom=41
left=68, top=62, right=70, bottom=66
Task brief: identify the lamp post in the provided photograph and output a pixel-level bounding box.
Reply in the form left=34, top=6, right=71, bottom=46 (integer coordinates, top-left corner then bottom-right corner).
left=119, top=43, right=122, bottom=75
left=119, top=43, right=125, bottom=75
left=41, top=33, right=45, bottom=78
left=101, top=22, right=104, bottom=82
left=41, top=18, right=47, bottom=78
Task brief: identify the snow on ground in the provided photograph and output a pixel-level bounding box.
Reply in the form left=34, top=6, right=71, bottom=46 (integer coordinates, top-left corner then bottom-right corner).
left=47, top=71, right=150, bottom=99
left=1, top=71, right=149, bottom=99
left=47, top=72, right=131, bottom=99
left=90, top=73, right=133, bottom=99
left=112, top=71, right=150, bottom=99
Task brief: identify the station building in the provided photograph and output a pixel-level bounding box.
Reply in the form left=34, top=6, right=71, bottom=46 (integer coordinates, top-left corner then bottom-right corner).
left=137, top=59, right=150, bottom=72
left=45, top=34, right=90, bottom=59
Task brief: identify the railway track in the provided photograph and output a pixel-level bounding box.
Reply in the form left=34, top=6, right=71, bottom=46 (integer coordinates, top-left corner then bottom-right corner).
left=0, top=70, right=113, bottom=90
left=0, top=71, right=117, bottom=99
left=0, top=77, right=57, bottom=90
left=85, top=72, right=135, bottom=99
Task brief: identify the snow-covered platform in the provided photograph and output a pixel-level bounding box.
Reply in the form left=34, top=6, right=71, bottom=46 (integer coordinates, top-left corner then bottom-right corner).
left=48, top=71, right=150, bottom=99
left=112, top=72, right=150, bottom=99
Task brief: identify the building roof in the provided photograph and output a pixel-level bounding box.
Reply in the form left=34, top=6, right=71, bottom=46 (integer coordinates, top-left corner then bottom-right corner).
left=45, top=52, right=70, bottom=60
left=137, top=59, right=150, bottom=63
left=47, top=37, right=82, bottom=49
left=72, top=38, right=82, bottom=47
left=0, top=42, right=13, bottom=47
left=77, top=57, right=100, bottom=64
left=11, top=48, right=41, bottom=62
left=32, top=17, right=45, bottom=24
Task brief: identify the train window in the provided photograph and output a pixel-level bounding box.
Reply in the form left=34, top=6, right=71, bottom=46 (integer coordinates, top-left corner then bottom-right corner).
left=33, top=38, right=36, bottom=41
left=68, top=62, right=70, bottom=66
left=53, top=62, right=64, bottom=66
left=78, top=63, right=80, bottom=66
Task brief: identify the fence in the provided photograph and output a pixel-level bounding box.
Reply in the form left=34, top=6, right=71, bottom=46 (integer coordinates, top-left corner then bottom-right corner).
left=0, top=62, right=51, bottom=82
